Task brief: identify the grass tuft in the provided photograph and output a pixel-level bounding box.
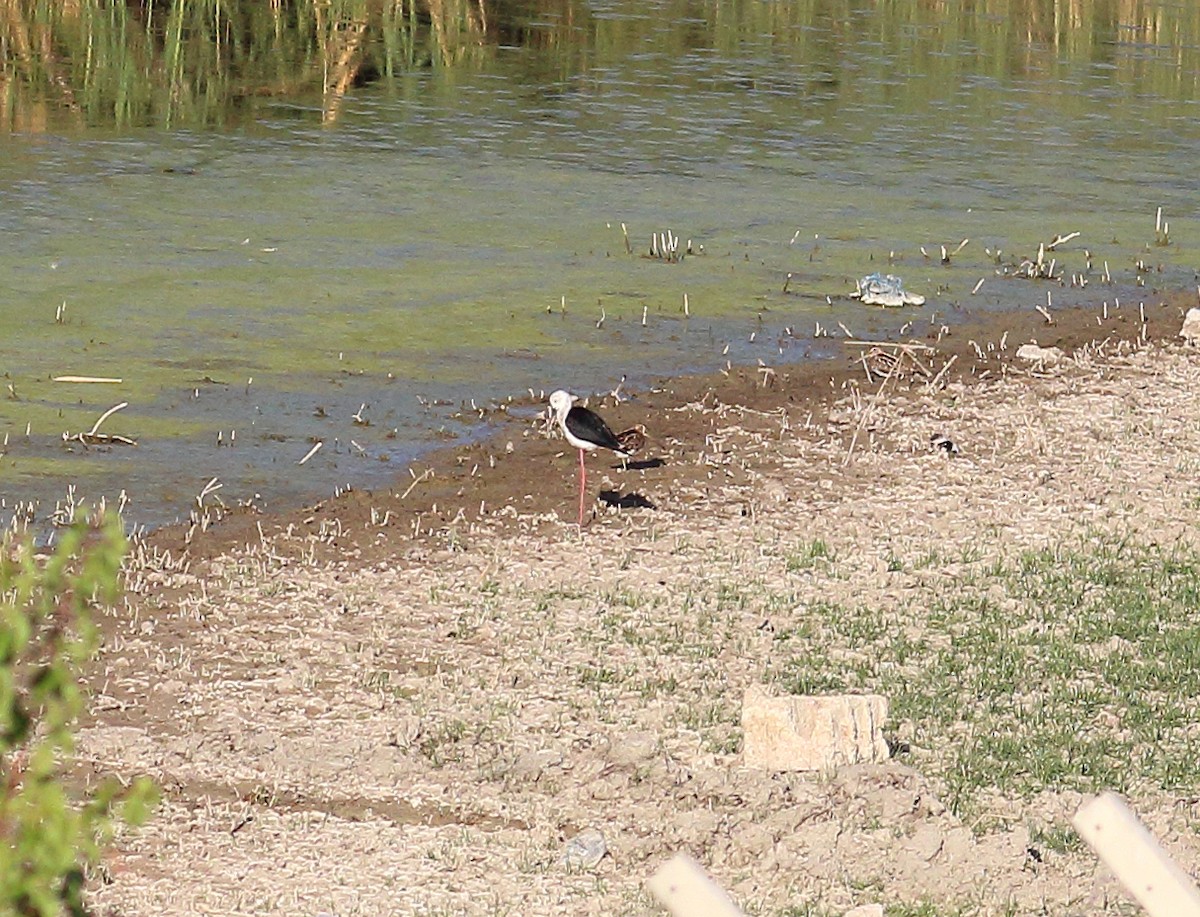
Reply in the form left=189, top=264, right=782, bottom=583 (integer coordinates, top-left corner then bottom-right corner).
left=765, top=532, right=1200, bottom=820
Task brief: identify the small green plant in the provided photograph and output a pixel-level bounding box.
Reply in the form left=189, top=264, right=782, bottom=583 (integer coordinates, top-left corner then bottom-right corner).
left=786, top=538, right=834, bottom=573
left=778, top=904, right=836, bottom=917
left=417, top=718, right=470, bottom=767
left=886, top=902, right=965, bottom=917
left=1029, top=822, right=1084, bottom=855
left=0, top=515, right=158, bottom=916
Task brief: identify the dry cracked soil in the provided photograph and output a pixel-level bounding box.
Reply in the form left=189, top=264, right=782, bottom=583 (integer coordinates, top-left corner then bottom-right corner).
left=73, top=294, right=1200, bottom=916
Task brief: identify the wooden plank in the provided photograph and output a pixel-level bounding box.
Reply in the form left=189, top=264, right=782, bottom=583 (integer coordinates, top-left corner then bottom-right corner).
left=647, top=853, right=746, bottom=917
left=53, top=376, right=123, bottom=383
left=1073, top=792, right=1200, bottom=917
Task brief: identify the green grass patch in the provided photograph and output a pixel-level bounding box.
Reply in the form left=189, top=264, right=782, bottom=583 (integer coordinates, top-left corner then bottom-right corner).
left=1028, top=822, right=1084, bottom=855
left=786, top=538, right=835, bottom=573
left=765, top=533, right=1200, bottom=820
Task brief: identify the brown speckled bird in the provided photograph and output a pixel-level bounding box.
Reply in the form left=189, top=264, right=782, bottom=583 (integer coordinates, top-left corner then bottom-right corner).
left=615, top=424, right=647, bottom=456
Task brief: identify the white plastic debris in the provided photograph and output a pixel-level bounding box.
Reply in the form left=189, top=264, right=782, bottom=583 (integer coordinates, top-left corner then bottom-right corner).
left=1016, top=343, right=1064, bottom=367
left=851, top=273, right=926, bottom=308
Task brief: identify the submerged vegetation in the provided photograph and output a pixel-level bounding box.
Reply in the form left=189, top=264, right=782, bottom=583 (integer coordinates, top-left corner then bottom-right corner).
left=2, top=0, right=1200, bottom=131
left=0, top=0, right=486, bottom=129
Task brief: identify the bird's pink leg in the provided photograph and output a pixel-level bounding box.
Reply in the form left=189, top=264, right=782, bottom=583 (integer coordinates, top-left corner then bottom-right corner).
left=577, top=449, right=586, bottom=525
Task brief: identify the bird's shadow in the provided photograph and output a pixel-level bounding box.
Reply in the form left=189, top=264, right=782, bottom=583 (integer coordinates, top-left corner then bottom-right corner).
left=599, top=490, right=656, bottom=510
left=615, top=458, right=665, bottom=471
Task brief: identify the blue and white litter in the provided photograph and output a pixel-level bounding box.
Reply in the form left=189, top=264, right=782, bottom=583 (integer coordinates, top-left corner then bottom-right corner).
left=851, top=272, right=926, bottom=307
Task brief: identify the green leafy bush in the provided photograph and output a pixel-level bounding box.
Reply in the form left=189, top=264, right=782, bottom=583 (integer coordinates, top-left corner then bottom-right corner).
left=0, top=516, right=158, bottom=916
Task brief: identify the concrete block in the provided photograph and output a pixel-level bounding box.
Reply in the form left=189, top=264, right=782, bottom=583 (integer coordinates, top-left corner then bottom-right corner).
left=741, top=685, right=889, bottom=771
left=1181, top=307, right=1200, bottom=343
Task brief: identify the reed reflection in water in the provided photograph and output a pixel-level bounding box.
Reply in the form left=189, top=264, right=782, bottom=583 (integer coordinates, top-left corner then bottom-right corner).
left=2, top=0, right=1199, bottom=131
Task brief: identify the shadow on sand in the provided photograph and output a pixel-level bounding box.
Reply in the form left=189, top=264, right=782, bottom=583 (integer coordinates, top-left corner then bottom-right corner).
left=599, top=490, right=656, bottom=510
left=617, top=458, right=666, bottom=471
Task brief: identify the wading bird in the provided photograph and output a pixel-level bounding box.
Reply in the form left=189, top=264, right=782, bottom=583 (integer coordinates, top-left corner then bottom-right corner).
left=614, top=424, right=648, bottom=457
left=548, top=390, right=638, bottom=525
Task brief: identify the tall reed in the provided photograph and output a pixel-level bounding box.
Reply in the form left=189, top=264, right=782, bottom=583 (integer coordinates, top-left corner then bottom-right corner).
left=2, top=0, right=1199, bottom=132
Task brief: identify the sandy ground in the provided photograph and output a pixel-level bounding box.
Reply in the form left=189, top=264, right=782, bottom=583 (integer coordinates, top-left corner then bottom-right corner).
left=80, top=297, right=1200, bottom=916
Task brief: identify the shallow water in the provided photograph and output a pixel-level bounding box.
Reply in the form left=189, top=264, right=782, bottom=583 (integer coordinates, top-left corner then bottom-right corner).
left=2, top=0, right=1199, bottom=532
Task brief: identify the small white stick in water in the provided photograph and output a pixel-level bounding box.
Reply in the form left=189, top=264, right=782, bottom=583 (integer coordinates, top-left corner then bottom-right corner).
left=401, top=468, right=433, bottom=499
left=1048, top=230, right=1080, bottom=249
left=298, top=441, right=323, bottom=465
left=88, top=402, right=128, bottom=436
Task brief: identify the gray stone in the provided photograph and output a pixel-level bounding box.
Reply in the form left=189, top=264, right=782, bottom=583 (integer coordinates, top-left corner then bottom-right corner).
left=602, top=730, right=660, bottom=767
left=509, top=748, right=563, bottom=781
left=561, top=827, right=607, bottom=869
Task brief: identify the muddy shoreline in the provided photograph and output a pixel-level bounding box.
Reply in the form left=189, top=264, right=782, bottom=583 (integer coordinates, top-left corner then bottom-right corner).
left=78, top=290, right=1200, bottom=916
left=149, top=293, right=1189, bottom=566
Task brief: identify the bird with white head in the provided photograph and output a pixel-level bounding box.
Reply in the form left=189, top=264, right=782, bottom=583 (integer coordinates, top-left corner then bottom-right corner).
left=548, top=390, right=637, bottom=525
